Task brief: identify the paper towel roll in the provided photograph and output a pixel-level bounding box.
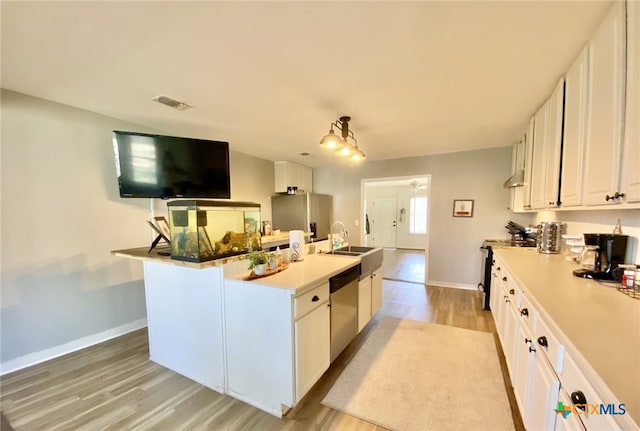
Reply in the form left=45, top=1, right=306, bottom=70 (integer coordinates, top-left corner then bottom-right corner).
left=289, top=230, right=305, bottom=261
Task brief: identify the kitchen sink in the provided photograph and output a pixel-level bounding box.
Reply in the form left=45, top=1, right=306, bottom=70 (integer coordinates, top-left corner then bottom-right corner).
left=331, top=250, right=361, bottom=256
left=322, top=245, right=383, bottom=280
left=334, top=245, right=377, bottom=253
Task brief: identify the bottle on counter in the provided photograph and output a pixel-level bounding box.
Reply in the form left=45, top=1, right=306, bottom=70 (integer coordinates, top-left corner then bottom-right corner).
left=275, top=246, right=282, bottom=268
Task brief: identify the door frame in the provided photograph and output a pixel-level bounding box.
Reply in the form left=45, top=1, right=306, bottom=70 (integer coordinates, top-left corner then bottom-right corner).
left=360, top=174, right=432, bottom=284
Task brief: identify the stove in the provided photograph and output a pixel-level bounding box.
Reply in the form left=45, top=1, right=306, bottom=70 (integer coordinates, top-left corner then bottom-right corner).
left=478, top=239, right=536, bottom=310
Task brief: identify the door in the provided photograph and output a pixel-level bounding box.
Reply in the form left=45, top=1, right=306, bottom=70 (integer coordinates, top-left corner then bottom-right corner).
left=370, top=197, right=397, bottom=248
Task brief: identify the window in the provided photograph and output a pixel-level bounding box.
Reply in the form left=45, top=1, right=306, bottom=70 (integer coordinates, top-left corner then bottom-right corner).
left=409, top=197, right=427, bottom=234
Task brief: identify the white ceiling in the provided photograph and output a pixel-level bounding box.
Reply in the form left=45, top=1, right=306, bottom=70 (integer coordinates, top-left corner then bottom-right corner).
left=1, top=1, right=612, bottom=168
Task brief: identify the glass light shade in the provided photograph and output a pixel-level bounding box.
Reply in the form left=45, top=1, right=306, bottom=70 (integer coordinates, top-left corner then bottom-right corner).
left=319, top=129, right=343, bottom=149
left=349, top=149, right=366, bottom=161
left=335, top=141, right=355, bottom=157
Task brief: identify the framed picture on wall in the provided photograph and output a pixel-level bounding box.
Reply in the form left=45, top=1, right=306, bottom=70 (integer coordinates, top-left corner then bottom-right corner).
left=453, top=199, right=474, bottom=217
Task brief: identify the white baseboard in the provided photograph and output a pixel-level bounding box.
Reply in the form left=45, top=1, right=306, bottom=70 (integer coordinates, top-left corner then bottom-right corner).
left=0, top=318, right=148, bottom=375
left=427, top=280, right=478, bottom=291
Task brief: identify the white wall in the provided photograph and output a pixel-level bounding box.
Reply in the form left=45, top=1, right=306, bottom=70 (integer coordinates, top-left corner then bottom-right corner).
left=535, top=209, right=640, bottom=263
left=313, top=148, right=536, bottom=289
left=0, top=90, right=275, bottom=372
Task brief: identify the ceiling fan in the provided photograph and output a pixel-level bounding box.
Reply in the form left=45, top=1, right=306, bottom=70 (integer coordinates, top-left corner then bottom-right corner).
left=410, top=180, right=427, bottom=190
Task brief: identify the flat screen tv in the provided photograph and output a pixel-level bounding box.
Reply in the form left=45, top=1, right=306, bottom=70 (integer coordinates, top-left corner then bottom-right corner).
left=113, top=130, right=231, bottom=199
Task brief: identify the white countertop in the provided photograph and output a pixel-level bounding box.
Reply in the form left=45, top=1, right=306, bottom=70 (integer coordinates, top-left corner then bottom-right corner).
left=226, top=253, right=360, bottom=294
left=494, top=247, right=640, bottom=425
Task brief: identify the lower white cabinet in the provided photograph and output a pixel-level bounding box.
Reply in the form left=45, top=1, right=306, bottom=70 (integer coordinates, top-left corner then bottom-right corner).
left=490, top=255, right=632, bottom=431
left=295, top=299, right=330, bottom=402
left=560, top=353, right=621, bottom=431
left=371, top=268, right=383, bottom=316
left=358, top=276, right=372, bottom=332
left=224, top=279, right=330, bottom=416
left=527, top=346, right=560, bottom=431
left=555, top=391, right=587, bottom=431
left=358, top=267, right=383, bottom=332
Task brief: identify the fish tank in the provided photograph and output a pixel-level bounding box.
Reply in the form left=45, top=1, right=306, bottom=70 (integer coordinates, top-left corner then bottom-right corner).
left=167, top=200, right=262, bottom=262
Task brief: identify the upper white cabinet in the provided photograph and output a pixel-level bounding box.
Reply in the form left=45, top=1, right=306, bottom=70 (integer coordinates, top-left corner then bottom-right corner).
left=582, top=1, right=626, bottom=206
left=560, top=46, right=590, bottom=207
left=544, top=78, right=565, bottom=208
left=530, top=100, right=549, bottom=210
left=621, top=0, right=640, bottom=203
left=274, top=161, right=313, bottom=194
left=522, top=116, right=535, bottom=210
left=530, top=78, right=564, bottom=210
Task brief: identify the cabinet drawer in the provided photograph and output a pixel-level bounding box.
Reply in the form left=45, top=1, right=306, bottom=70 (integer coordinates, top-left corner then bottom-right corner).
left=561, top=353, right=621, bottom=430
left=534, top=314, right=565, bottom=375
left=518, top=293, right=537, bottom=333
left=294, top=282, right=329, bottom=319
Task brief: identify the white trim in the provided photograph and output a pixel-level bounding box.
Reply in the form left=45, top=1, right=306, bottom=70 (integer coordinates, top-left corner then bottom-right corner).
left=427, top=280, right=477, bottom=291
left=0, top=318, right=148, bottom=375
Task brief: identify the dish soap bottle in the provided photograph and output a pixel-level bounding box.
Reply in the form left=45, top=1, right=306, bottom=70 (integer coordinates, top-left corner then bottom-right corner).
left=275, top=246, right=282, bottom=268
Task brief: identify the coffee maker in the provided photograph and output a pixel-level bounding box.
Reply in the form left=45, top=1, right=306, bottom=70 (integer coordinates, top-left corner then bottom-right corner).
left=573, top=234, right=629, bottom=280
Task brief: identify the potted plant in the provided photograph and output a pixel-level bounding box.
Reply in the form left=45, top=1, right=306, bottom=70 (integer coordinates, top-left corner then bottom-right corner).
left=247, top=251, right=269, bottom=275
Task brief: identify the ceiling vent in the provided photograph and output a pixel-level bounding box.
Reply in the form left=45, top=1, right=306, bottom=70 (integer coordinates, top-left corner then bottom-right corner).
left=152, top=95, right=193, bottom=111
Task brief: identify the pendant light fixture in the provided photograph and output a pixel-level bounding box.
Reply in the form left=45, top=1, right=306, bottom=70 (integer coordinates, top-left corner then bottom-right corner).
left=319, top=116, right=366, bottom=161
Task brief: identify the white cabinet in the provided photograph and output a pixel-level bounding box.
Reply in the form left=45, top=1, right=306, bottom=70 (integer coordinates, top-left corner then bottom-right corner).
left=295, top=298, right=330, bottom=401
left=621, top=0, right=640, bottom=203
left=371, top=268, right=383, bottom=316
left=358, top=276, right=372, bottom=332
left=582, top=1, right=626, bottom=206
left=544, top=78, right=565, bottom=208
left=522, top=116, right=535, bottom=210
left=274, top=161, right=313, bottom=193
left=561, top=46, right=590, bottom=207
left=358, top=267, right=383, bottom=332
left=560, top=353, right=621, bottom=431
left=527, top=346, right=560, bottom=431
left=530, top=101, right=549, bottom=209
left=530, top=79, right=564, bottom=210
left=224, top=279, right=330, bottom=416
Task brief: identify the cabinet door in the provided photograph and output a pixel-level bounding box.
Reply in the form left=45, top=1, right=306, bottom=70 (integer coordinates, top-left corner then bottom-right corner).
left=295, top=301, right=330, bottom=402
left=544, top=78, right=565, bottom=208
left=513, top=322, right=533, bottom=427
left=530, top=101, right=549, bottom=209
left=582, top=2, right=625, bottom=206
left=555, top=391, right=586, bottom=431
left=358, top=277, right=372, bottom=332
left=371, top=268, right=383, bottom=316
left=523, top=116, right=535, bottom=210
left=527, top=350, right=560, bottom=431
left=622, top=0, right=640, bottom=203
left=561, top=47, right=589, bottom=207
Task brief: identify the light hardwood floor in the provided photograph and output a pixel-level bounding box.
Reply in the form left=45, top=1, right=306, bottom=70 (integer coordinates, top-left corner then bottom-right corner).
left=382, top=248, right=425, bottom=284
left=1, top=259, right=523, bottom=430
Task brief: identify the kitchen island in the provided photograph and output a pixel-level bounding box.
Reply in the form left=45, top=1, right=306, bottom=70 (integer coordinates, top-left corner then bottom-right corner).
left=112, top=244, right=368, bottom=417
left=493, top=247, right=639, bottom=429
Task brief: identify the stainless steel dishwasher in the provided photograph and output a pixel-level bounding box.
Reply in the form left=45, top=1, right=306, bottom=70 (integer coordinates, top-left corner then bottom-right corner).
left=329, top=264, right=360, bottom=362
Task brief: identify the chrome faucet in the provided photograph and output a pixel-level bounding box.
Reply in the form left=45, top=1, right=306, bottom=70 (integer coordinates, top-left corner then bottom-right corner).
left=329, top=221, right=347, bottom=251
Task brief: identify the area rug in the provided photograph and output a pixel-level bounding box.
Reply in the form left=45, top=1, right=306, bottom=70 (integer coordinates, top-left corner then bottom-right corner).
left=322, top=317, right=514, bottom=431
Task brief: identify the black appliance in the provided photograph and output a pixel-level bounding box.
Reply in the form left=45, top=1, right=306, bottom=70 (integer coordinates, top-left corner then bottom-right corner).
left=573, top=234, right=629, bottom=280
left=112, top=130, right=231, bottom=199
left=479, top=239, right=536, bottom=310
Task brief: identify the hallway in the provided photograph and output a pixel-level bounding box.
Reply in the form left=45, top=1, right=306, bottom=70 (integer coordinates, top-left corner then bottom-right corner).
left=382, top=248, right=425, bottom=284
